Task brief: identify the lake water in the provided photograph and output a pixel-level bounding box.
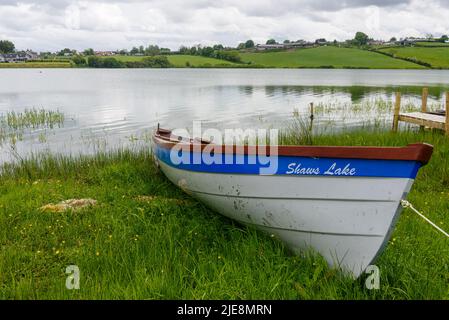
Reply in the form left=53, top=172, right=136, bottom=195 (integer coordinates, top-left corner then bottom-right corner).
left=1, top=68, right=449, bottom=163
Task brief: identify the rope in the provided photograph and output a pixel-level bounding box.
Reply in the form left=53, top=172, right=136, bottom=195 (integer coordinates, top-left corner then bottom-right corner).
left=400, top=200, right=449, bottom=239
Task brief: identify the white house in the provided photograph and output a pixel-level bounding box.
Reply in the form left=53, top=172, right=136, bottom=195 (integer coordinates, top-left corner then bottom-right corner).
left=0, top=50, right=38, bottom=63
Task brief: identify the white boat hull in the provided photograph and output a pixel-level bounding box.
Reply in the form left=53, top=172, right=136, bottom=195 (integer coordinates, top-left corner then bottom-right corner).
left=159, top=161, right=413, bottom=277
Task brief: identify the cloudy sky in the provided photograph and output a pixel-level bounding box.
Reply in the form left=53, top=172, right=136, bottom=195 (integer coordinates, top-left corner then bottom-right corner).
left=0, top=0, right=448, bottom=52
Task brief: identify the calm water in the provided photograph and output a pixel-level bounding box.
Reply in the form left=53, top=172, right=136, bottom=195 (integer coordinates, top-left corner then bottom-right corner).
left=1, top=68, right=449, bottom=163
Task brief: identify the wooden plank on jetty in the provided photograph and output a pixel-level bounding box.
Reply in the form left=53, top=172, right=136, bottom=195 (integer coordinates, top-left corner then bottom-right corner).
left=392, top=89, right=448, bottom=136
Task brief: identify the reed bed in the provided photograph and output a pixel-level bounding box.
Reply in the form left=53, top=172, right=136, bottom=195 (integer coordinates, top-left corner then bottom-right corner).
left=0, top=108, right=65, bottom=146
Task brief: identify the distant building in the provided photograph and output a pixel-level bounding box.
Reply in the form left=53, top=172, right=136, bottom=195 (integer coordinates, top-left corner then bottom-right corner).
left=315, top=38, right=327, bottom=45
left=94, top=51, right=118, bottom=56
left=0, top=50, right=39, bottom=63
left=367, top=40, right=385, bottom=46
left=285, top=40, right=314, bottom=48
left=255, top=43, right=284, bottom=50
left=253, top=40, right=315, bottom=51
left=397, top=37, right=433, bottom=46
left=25, top=50, right=38, bottom=60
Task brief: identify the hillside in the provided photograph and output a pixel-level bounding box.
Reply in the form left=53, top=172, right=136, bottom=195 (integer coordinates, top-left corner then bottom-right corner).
left=377, top=46, right=449, bottom=68
left=166, top=55, right=237, bottom=67
left=239, top=46, right=425, bottom=69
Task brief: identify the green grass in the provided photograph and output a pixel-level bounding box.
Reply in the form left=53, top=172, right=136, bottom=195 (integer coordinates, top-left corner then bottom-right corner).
left=1, top=126, right=449, bottom=299
left=109, top=55, right=149, bottom=62
left=415, top=42, right=449, bottom=47
left=0, top=62, right=72, bottom=68
left=239, top=46, right=425, bottom=69
left=111, top=54, right=237, bottom=67
left=167, top=55, right=237, bottom=67
left=378, top=46, right=449, bottom=68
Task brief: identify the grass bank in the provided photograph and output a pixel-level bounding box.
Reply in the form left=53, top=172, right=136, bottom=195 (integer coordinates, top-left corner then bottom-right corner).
left=106, top=54, right=238, bottom=68
left=378, top=46, right=449, bottom=68
left=239, top=46, right=425, bottom=69
left=1, top=127, right=449, bottom=299
left=0, top=62, right=72, bottom=68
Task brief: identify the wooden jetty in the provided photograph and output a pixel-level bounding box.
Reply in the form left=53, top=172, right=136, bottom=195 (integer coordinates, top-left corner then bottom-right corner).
left=392, top=88, right=449, bottom=136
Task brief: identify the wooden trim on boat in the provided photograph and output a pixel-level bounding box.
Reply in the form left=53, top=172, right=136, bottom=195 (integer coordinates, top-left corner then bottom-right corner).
left=153, top=128, right=434, bottom=165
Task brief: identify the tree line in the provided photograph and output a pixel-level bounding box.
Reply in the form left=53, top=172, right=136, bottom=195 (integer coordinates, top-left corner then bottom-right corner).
left=178, top=44, right=241, bottom=63
left=77, top=56, right=172, bottom=68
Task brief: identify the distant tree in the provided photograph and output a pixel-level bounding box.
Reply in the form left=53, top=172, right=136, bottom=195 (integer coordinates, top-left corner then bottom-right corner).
left=283, top=40, right=290, bottom=44
left=244, top=40, right=254, bottom=48
left=189, top=46, right=197, bottom=55
left=390, top=37, right=397, bottom=42
left=178, top=46, right=188, bottom=54
left=142, top=56, right=171, bottom=68
left=102, top=57, right=123, bottom=68
left=160, top=47, right=171, bottom=54
left=40, top=52, right=53, bottom=59
left=145, top=44, right=160, bottom=56
left=213, top=44, right=224, bottom=50
left=139, top=45, right=145, bottom=54
left=83, top=48, right=94, bottom=56
left=88, top=56, right=123, bottom=68
left=214, top=50, right=241, bottom=63
left=87, top=56, right=102, bottom=67
left=201, top=46, right=214, bottom=57
left=130, top=47, right=139, bottom=55
left=439, top=35, right=448, bottom=42
left=72, top=55, right=86, bottom=65
left=0, top=40, right=15, bottom=53
left=425, top=33, right=433, bottom=40
left=353, top=32, right=369, bottom=46
left=123, top=56, right=172, bottom=68
left=315, top=38, right=327, bottom=44
left=58, top=48, right=75, bottom=56
left=237, top=42, right=245, bottom=50
left=119, top=49, right=128, bottom=55
left=266, top=39, right=276, bottom=44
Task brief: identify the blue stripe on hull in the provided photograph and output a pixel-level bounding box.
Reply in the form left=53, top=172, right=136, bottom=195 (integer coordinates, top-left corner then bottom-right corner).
left=154, top=145, right=421, bottom=179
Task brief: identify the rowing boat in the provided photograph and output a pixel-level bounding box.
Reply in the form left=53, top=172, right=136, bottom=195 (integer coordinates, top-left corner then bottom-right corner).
left=152, top=127, right=433, bottom=277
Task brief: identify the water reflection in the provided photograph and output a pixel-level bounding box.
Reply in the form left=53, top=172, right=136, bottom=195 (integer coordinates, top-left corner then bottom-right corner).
left=1, top=68, right=449, bottom=164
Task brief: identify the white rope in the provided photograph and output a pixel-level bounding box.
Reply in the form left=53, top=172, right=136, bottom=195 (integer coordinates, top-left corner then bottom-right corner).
left=400, top=200, right=449, bottom=239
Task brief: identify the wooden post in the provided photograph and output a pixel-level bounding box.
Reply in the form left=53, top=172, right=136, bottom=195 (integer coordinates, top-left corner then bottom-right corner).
left=420, top=87, right=428, bottom=131
left=422, top=87, right=428, bottom=113
left=309, top=102, right=314, bottom=133
left=445, top=91, right=449, bottom=137
left=392, top=92, right=401, bottom=132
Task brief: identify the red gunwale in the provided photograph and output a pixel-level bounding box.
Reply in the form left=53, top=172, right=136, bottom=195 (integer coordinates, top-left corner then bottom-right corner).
left=153, top=128, right=434, bottom=165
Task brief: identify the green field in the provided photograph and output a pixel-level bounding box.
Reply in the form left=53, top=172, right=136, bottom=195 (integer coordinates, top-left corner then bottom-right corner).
left=0, top=62, right=72, bottom=68
left=378, top=46, right=449, bottom=68
left=167, top=55, right=237, bottom=67
left=109, top=54, right=237, bottom=67
left=5, top=46, right=449, bottom=69
left=240, top=46, right=425, bottom=69
left=1, top=120, right=449, bottom=298
left=415, top=42, right=449, bottom=47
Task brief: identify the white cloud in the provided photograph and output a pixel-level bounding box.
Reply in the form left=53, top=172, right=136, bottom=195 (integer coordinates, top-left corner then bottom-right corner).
left=0, top=0, right=448, bottom=51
